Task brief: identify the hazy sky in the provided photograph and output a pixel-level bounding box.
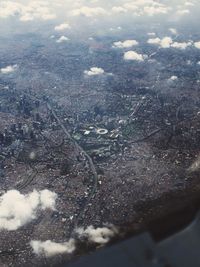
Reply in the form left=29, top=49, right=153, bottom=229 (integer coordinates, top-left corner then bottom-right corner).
left=0, top=0, right=198, bottom=36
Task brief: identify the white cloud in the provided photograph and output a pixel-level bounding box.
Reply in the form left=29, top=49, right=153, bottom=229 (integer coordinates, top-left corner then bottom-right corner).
left=112, top=6, right=127, bottom=14
left=40, top=190, right=57, bottom=210
left=171, top=41, right=192, bottom=49
left=194, top=41, right=200, bottom=49
left=0, top=0, right=193, bottom=25
left=185, top=1, right=194, bottom=7
left=143, top=5, right=169, bottom=16
left=20, top=13, right=34, bottom=22
left=123, top=2, right=138, bottom=12
left=124, top=51, right=145, bottom=61
left=72, top=6, right=108, bottom=17
left=170, top=75, right=178, bottom=81
left=31, top=239, right=75, bottom=257
left=113, top=40, right=138, bottom=48
left=114, top=0, right=170, bottom=17
left=160, top=37, right=173, bottom=48
left=169, top=28, right=177, bottom=35
left=0, top=189, right=57, bottom=231
left=109, top=26, right=122, bottom=32
left=0, top=1, right=56, bottom=21
left=56, top=36, right=69, bottom=43
left=148, top=36, right=173, bottom=48
left=147, top=36, right=191, bottom=49
left=176, top=9, right=190, bottom=15
left=55, top=23, right=70, bottom=31
left=84, top=67, right=105, bottom=76
left=147, top=37, right=161, bottom=45
left=0, top=1, right=21, bottom=19
left=0, top=0, right=192, bottom=28
left=147, top=32, right=156, bottom=36
left=0, top=64, right=17, bottom=74
left=76, top=225, right=118, bottom=244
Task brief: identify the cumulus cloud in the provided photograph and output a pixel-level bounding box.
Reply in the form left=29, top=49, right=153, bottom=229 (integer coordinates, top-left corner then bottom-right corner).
left=84, top=67, right=105, bottom=76
left=72, top=6, right=108, bottom=17
left=124, top=51, right=145, bottom=61
left=122, top=2, right=138, bottom=12
left=143, top=4, right=169, bottom=16
left=54, top=23, right=70, bottom=31
left=159, top=37, right=173, bottom=48
left=113, top=0, right=170, bottom=17
left=112, top=6, right=127, bottom=14
left=0, top=1, right=21, bottom=19
left=169, top=28, right=177, bottom=35
left=176, top=9, right=190, bottom=16
left=147, top=37, right=162, bottom=45
left=185, top=1, right=194, bottom=7
left=56, top=36, right=69, bottom=43
left=0, top=0, right=195, bottom=28
left=171, top=41, right=192, bottom=49
left=76, top=225, right=118, bottom=245
left=147, top=32, right=156, bottom=36
left=194, top=41, right=200, bottom=49
left=149, top=36, right=172, bottom=48
left=169, top=75, right=178, bottom=81
left=109, top=26, right=122, bottom=32
left=30, top=239, right=75, bottom=257
left=148, top=36, right=192, bottom=49
left=0, top=189, right=57, bottom=231
left=0, top=1, right=56, bottom=21
left=40, top=190, right=57, bottom=209
left=31, top=225, right=119, bottom=257
left=112, top=40, right=138, bottom=48
left=0, top=64, right=18, bottom=74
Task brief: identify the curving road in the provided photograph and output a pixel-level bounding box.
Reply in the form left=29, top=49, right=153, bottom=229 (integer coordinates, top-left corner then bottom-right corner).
left=46, top=103, right=98, bottom=227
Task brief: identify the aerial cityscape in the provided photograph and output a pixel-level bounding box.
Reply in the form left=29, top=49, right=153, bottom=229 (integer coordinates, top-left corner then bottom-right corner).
left=0, top=0, right=200, bottom=266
